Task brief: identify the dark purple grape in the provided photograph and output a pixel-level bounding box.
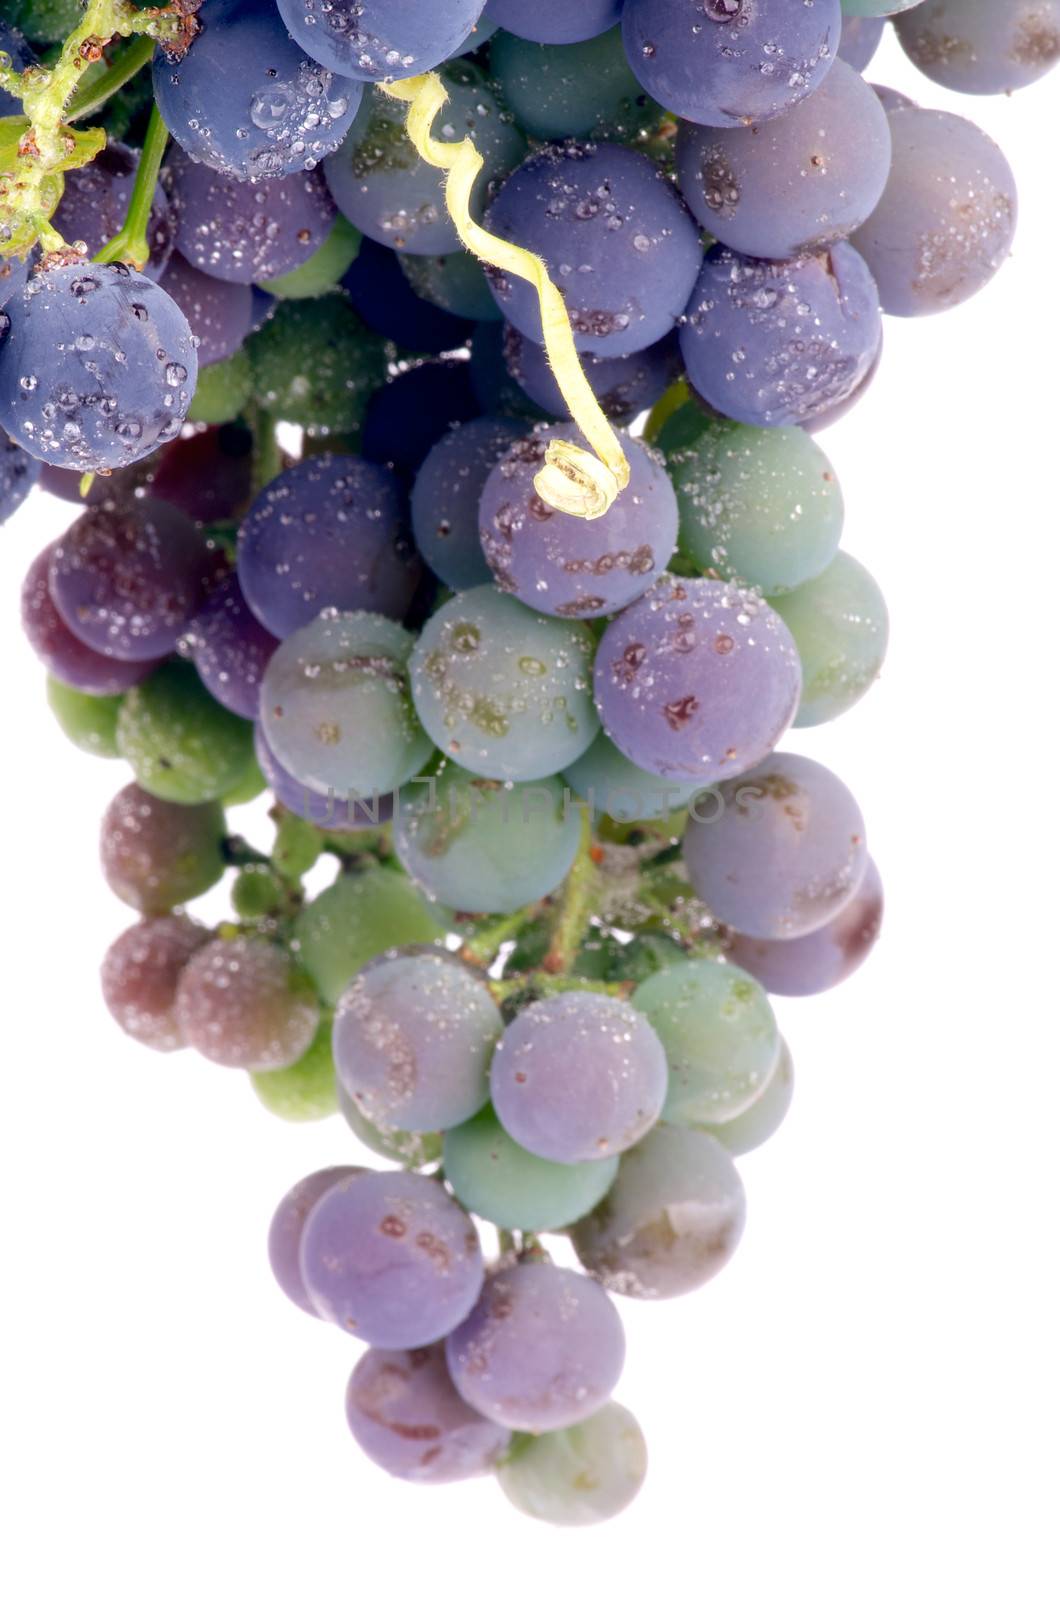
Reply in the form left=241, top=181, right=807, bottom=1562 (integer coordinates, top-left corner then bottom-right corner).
left=158, top=251, right=253, bottom=367
left=99, top=782, right=226, bottom=913
left=49, top=498, right=210, bottom=661
left=268, top=1167, right=363, bottom=1315
left=237, top=453, right=419, bottom=637
left=726, top=857, right=883, bottom=996
left=361, top=361, right=480, bottom=480
left=298, top=1168, right=484, bottom=1347
left=50, top=140, right=175, bottom=282
left=169, top=150, right=336, bottom=284
left=486, top=0, right=621, bottom=44
left=0, top=254, right=30, bottom=311
left=680, top=242, right=882, bottom=429
left=503, top=324, right=681, bottom=424
left=445, top=1261, right=625, bottom=1431
left=100, top=914, right=210, bottom=1051
left=411, top=416, right=526, bottom=591
left=276, top=0, right=488, bottom=80
left=175, top=935, right=321, bottom=1070
left=346, top=1344, right=510, bottom=1484
left=1, top=426, right=39, bottom=523
left=22, top=545, right=161, bottom=694
left=479, top=423, right=678, bottom=619
left=148, top=424, right=252, bottom=524
left=342, top=239, right=474, bottom=354
left=837, top=14, right=884, bottom=73
left=0, top=263, right=197, bottom=471
left=485, top=142, right=703, bottom=358
left=186, top=573, right=278, bottom=720
left=0, top=21, right=33, bottom=119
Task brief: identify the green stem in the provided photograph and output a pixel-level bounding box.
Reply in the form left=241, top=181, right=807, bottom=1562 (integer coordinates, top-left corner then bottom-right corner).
left=542, top=806, right=597, bottom=975
left=66, top=34, right=155, bottom=122
left=94, top=102, right=168, bottom=269
left=488, top=975, right=633, bottom=1007
left=461, top=903, right=544, bottom=968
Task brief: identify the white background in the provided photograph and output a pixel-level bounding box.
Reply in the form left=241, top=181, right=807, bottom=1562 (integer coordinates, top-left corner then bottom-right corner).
left=2, top=30, right=1058, bottom=1600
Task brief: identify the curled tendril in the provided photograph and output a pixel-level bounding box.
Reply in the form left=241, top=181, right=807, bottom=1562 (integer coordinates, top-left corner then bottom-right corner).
left=380, top=73, right=630, bottom=521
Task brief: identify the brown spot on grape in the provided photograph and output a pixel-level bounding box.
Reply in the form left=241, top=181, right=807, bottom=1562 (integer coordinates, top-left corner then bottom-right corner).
left=380, top=1214, right=407, bottom=1238
left=663, top=694, right=699, bottom=729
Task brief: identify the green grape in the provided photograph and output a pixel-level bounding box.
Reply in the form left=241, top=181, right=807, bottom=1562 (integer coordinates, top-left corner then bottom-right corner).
left=222, top=753, right=267, bottom=807
left=117, top=660, right=256, bottom=805
left=261, top=216, right=362, bottom=300
left=231, top=865, right=286, bottom=921
left=564, top=730, right=703, bottom=823
left=660, top=406, right=844, bottom=596
left=443, top=1107, right=618, bottom=1232
left=292, top=866, right=446, bottom=1004
left=338, top=1080, right=442, bottom=1168
left=271, top=812, right=323, bottom=882
left=247, top=296, right=386, bottom=431
left=251, top=1022, right=339, bottom=1122
left=633, top=957, right=780, bottom=1126
left=707, top=1039, right=794, bottom=1157
left=497, top=1402, right=648, bottom=1526
left=770, top=551, right=889, bottom=728
left=842, top=0, right=921, bottom=15
left=399, top=251, right=500, bottom=322
left=6, top=0, right=81, bottom=44
left=46, top=676, right=122, bottom=758
left=187, top=348, right=253, bottom=425
left=490, top=26, right=660, bottom=144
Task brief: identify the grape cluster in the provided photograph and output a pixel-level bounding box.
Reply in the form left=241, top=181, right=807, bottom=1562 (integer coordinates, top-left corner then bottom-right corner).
left=2, top=0, right=1055, bottom=1530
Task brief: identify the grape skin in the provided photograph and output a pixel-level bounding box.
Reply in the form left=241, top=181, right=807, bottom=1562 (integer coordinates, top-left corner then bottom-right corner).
left=250, top=1022, right=339, bottom=1123
left=169, top=152, right=337, bottom=285
left=277, top=0, right=489, bottom=81
left=159, top=252, right=253, bottom=368
left=487, top=0, right=622, bottom=45
left=238, top=454, right=418, bottom=638
left=443, top=1106, right=619, bottom=1233
left=1, top=427, right=40, bottom=524
left=343, top=239, right=475, bottom=354
left=0, top=264, right=197, bottom=472
left=333, top=950, right=501, bottom=1133
left=22, top=546, right=159, bottom=695
left=298, top=1168, right=485, bottom=1348
left=0, top=20, right=33, bottom=119
left=491, top=990, right=669, bottom=1163
left=117, top=660, right=256, bottom=805
left=502, top=324, right=680, bottom=426
left=337, top=1081, right=443, bottom=1170
left=100, top=914, right=210, bottom=1052
left=683, top=751, right=869, bottom=940
left=445, top=1261, right=625, bottom=1431
left=254, top=723, right=396, bottom=833
left=497, top=1400, right=648, bottom=1525
left=361, top=359, right=481, bottom=480
left=726, top=859, right=884, bottom=998
left=563, top=731, right=705, bottom=824
left=186, top=574, right=279, bottom=722
left=346, top=1344, right=510, bottom=1485
left=152, top=0, right=362, bottom=181
left=593, top=577, right=802, bottom=783
left=478, top=425, right=679, bottom=619
left=411, top=417, right=527, bottom=592
left=46, top=677, right=122, bottom=758
left=770, top=550, right=890, bottom=727
left=489, top=24, right=656, bottom=143
left=894, top=0, right=1060, bottom=95
left=837, top=14, right=885, bottom=72
left=293, top=869, right=446, bottom=1007
left=176, top=935, right=321, bottom=1071
left=707, top=1038, right=795, bottom=1157
left=571, top=1124, right=747, bottom=1299
left=51, top=140, right=175, bottom=283
left=99, top=782, right=226, bottom=914
left=268, top=1167, right=364, bottom=1316
left=485, top=142, right=703, bottom=359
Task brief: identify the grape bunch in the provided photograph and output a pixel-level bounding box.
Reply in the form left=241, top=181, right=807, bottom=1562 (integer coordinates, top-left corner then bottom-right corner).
left=2, top=0, right=1055, bottom=1530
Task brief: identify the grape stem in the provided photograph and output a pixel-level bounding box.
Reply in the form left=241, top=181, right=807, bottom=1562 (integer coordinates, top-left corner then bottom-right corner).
left=65, top=35, right=155, bottom=122
left=642, top=376, right=690, bottom=445
left=542, top=805, right=597, bottom=975
left=94, top=103, right=168, bottom=270
left=488, top=975, right=633, bottom=1006
left=245, top=402, right=284, bottom=497
left=460, top=904, right=545, bottom=969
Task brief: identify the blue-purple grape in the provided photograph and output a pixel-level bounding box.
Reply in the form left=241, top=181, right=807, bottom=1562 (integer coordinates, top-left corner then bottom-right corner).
left=497, top=1401, right=647, bottom=1525
left=445, top=1261, right=625, bottom=1431
left=298, top=1168, right=484, bottom=1347
left=49, top=498, right=210, bottom=662
left=633, top=956, right=779, bottom=1126
left=268, top=1166, right=363, bottom=1315
left=872, top=83, right=917, bottom=114
left=333, top=949, right=501, bottom=1133
left=571, top=1123, right=746, bottom=1298
left=159, top=251, right=253, bottom=367
left=176, top=934, right=321, bottom=1070
left=276, top=0, right=489, bottom=81
left=770, top=550, right=889, bottom=726
left=0, top=20, right=33, bottom=118
left=491, top=991, right=668, bottom=1163
left=186, top=573, right=279, bottom=721
left=411, top=416, right=526, bottom=591
left=395, top=761, right=582, bottom=914
left=563, top=731, right=704, bottom=823
left=238, top=454, right=419, bottom=638
left=726, top=857, right=883, bottom=996
left=260, top=611, right=431, bottom=798
left=99, top=782, right=225, bottom=914
left=676, top=60, right=892, bottom=260
left=683, top=750, right=868, bottom=939
left=593, top=577, right=801, bottom=783
left=487, top=0, right=622, bottom=44
left=851, top=107, right=1018, bottom=316
left=100, top=913, right=210, bottom=1052
left=342, top=239, right=475, bottom=353
left=680, top=242, right=882, bottom=428
left=621, top=0, right=841, bottom=128
left=895, top=0, right=1060, bottom=94
left=479, top=424, right=678, bottom=620
left=324, top=64, right=526, bottom=256
left=0, top=254, right=29, bottom=311
left=486, top=142, right=702, bottom=358
left=399, top=250, right=499, bottom=323
left=443, top=1106, right=619, bottom=1233
left=170, top=151, right=336, bottom=284
left=51, top=140, right=175, bottom=282
left=346, top=1344, right=510, bottom=1484
left=0, top=263, right=197, bottom=471
left=152, top=0, right=362, bottom=181
left=410, top=585, right=599, bottom=781
left=837, top=13, right=884, bottom=71
left=22, top=545, right=159, bottom=695
left=503, top=324, right=680, bottom=425
left=361, top=359, right=480, bottom=480
left=1, top=426, right=39, bottom=522
left=254, top=723, right=396, bottom=832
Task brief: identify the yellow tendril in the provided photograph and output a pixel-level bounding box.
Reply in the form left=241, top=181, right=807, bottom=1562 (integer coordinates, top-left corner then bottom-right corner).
left=380, top=73, right=630, bottom=521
